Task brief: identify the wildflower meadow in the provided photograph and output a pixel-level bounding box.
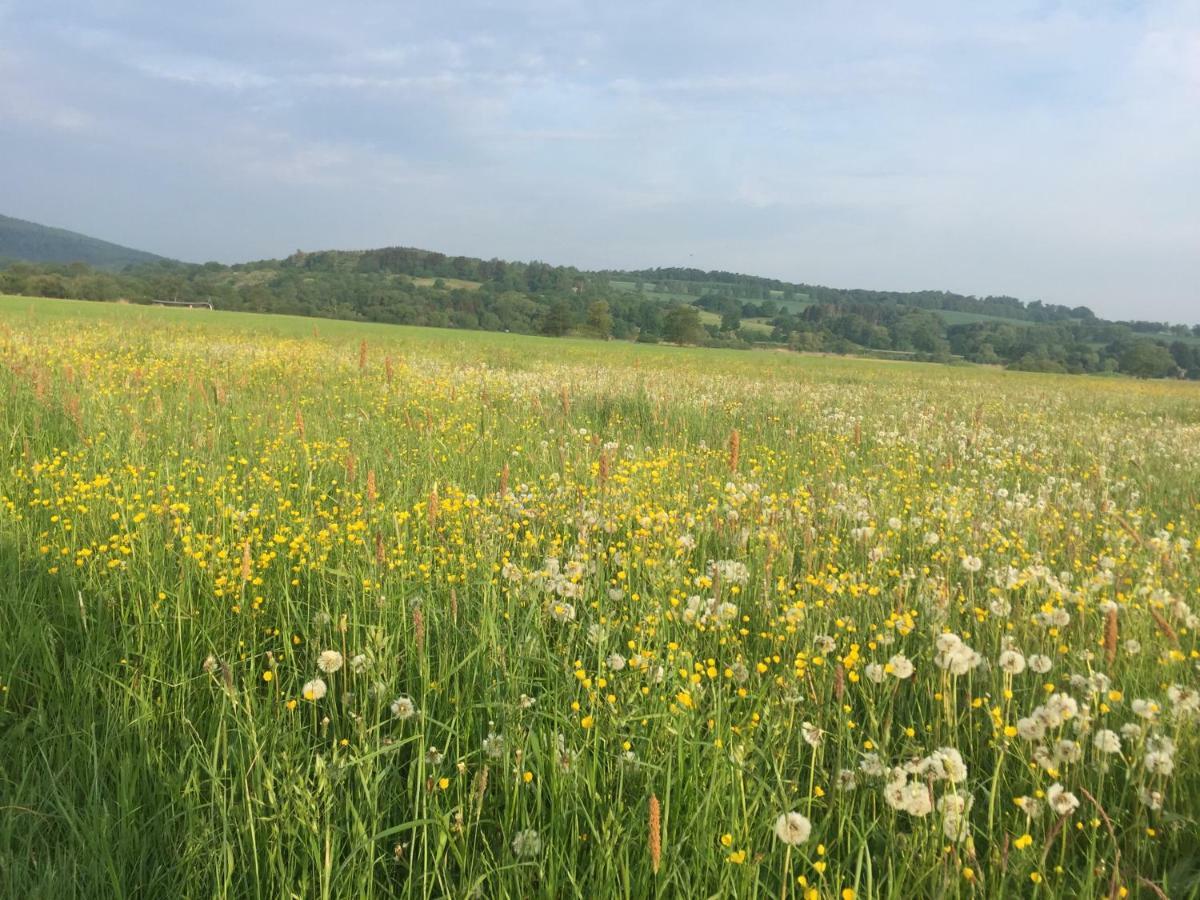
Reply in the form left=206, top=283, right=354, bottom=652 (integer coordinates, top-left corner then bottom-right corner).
left=1, top=294, right=1197, bottom=898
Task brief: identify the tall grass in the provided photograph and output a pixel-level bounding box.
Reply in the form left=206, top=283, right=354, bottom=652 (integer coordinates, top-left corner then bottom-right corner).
left=0, top=294, right=1197, bottom=898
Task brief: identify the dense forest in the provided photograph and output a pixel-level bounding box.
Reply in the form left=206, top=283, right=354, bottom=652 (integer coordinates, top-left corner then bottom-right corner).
left=2, top=244, right=1198, bottom=379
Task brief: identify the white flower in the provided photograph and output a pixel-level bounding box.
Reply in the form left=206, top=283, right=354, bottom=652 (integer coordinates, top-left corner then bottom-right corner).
left=606, top=653, right=626, bottom=671
left=864, top=663, right=885, bottom=684
left=317, top=650, right=344, bottom=673
left=1120, top=722, right=1143, bottom=742
left=1030, top=693, right=1079, bottom=733
left=511, top=828, right=541, bottom=857
left=1015, top=796, right=1041, bottom=817
left=960, top=555, right=983, bottom=573
left=350, top=654, right=369, bottom=674
left=1055, top=739, right=1082, bottom=764
left=1093, top=729, right=1121, bottom=754
left=938, top=793, right=973, bottom=842
left=302, top=678, right=327, bottom=701
left=549, top=601, right=576, bottom=623
left=1131, top=699, right=1159, bottom=721
left=1167, top=685, right=1200, bottom=717
left=1033, top=745, right=1057, bottom=773
left=997, top=649, right=1025, bottom=675
left=1144, top=751, right=1174, bottom=776
left=888, top=654, right=914, bottom=679
left=1046, top=783, right=1079, bottom=817
left=709, top=559, right=750, bottom=585
left=773, top=812, right=812, bottom=846
left=929, top=747, right=968, bottom=783
left=390, top=695, right=417, bottom=720
left=1017, top=717, right=1045, bottom=741
left=801, top=722, right=823, bottom=748
left=899, top=780, right=933, bottom=817
left=1138, top=787, right=1164, bottom=810
left=1028, top=654, right=1053, bottom=674
left=884, top=774, right=932, bottom=817
left=483, top=731, right=506, bottom=759
left=859, top=752, right=886, bottom=777
left=934, top=634, right=981, bottom=676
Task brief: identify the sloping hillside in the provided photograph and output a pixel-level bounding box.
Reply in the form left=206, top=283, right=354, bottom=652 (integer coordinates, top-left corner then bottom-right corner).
left=0, top=213, right=166, bottom=269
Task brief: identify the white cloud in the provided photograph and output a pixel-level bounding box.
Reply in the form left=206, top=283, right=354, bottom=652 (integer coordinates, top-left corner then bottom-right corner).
left=1, top=0, right=1197, bottom=320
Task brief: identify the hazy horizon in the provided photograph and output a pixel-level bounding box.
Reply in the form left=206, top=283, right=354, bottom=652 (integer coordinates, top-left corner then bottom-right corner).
left=2, top=1, right=1197, bottom=322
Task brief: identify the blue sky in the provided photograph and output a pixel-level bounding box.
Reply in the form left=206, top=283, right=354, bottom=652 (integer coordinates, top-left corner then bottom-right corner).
left=1, top=1, right=1197, bottom=321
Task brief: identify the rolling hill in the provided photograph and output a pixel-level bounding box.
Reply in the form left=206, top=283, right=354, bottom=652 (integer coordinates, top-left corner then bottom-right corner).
left=1, top=219, right=1197, bottom=378
left=0, top=213, right=167, bottom=270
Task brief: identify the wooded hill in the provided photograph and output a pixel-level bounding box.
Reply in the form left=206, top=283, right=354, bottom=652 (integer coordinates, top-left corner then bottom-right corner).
left=2, top=226, right=1197, bottom=379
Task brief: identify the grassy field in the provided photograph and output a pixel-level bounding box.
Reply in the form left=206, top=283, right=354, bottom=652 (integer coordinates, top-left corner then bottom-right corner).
left=410, top=277, right=483, bottom=291
left=1, top=294, right=1199, bottom=898
left=694, top=308, right=775, bottom=337
left=933, top=309, right=1032, bottom=326
left=608, top=279, right=814, bottom=314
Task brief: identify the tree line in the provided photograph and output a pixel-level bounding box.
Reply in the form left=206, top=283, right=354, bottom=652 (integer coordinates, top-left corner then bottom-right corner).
left=2, top=249, right=1197, bottom=380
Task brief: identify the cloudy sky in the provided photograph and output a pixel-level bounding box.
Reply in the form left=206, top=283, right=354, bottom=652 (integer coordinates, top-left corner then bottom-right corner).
left=2, top=1, right=1197, bottom=321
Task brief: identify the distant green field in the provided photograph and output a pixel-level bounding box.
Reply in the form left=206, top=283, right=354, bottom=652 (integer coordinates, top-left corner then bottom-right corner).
left=608, top=279, right=813, bottom=313
left=608, top=280, right=697, bottom=304
left=739, top=317, right=775, bottom=335
left=933, top=309, right=1031, bottom=326
left=410, top=276, right=482, bottom=290
left=1145, top=330, right=1200, bottom=346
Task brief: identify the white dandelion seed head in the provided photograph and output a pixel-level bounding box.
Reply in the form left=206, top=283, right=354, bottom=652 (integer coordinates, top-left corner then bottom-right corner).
left=317, top=650, right=344, bottom=673
left=511, top=828, right=541, bottom=858
left=1046, top=783, right=1079, bottom=817
left=390, top=695, right=417, bottom=720
left=773, top=812, right=812, bottom=846
left=997, top=649, right=1026, bottom=675
left=1028, top=654, right=1053, bottom=674
left=888, top=654, right=914, bottom=679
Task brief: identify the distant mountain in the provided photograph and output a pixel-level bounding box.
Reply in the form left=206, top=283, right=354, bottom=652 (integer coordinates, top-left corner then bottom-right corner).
left=0, top=213, right=167, bottom=270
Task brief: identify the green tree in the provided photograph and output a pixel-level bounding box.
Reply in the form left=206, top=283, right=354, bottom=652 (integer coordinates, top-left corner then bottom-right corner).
left=27, top=274, right=68, bottom=298
left=664, top=305, right=704, bottom=345
left=719, top=298, right=742, bottom=333
left=1119, top=341, right=1177, bottom=378
left=541, top=299, right=572, bottom=337
left=586, top=300, right=613, bottom=339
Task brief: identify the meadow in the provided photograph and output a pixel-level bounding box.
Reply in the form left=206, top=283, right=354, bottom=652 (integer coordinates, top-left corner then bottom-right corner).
left=1, top=294, right=1198, bottom=898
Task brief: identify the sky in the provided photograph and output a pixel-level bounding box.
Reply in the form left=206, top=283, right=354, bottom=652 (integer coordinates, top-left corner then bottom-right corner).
left=1, top=1, right=1198, bottom=322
